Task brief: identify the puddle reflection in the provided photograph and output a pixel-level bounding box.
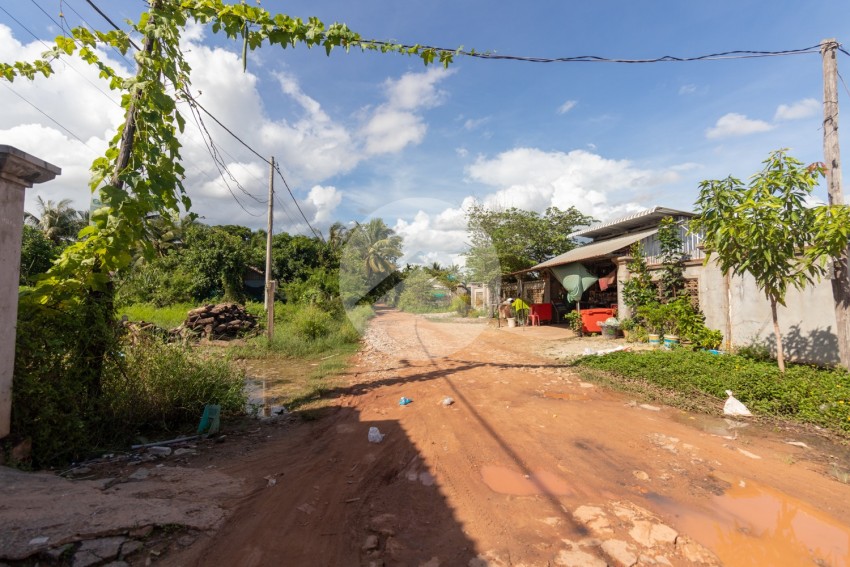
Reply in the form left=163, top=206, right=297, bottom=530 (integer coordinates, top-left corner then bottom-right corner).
left=481, top=465, right=573, bottom=496
left=661, top=473, right=850, bottom=566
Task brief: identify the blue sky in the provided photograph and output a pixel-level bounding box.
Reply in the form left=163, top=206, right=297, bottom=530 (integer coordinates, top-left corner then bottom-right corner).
left=2, top=0, right=850, bottom=265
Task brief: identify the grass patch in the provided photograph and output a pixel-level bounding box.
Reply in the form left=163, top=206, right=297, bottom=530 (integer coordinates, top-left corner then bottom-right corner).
left=117, top=302, right=198, bottom=329
left=572, top=350, right=850, bottom=434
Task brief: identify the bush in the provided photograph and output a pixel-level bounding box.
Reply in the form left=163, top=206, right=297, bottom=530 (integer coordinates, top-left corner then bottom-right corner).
left=12, top=298, right=246, bottom=467
left=292, top=304, right=334, bottom=340
left=103, top=337, right=246, bottom=435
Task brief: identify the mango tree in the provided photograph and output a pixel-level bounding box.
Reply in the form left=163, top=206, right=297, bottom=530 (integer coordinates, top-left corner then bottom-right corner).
left=692, top=149, right=850, bottom=372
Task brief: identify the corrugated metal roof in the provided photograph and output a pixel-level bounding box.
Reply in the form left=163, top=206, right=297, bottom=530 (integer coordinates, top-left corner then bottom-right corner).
left=571, top=206, right=694, bottom=240
left=525, top=228, right=658, bottom=271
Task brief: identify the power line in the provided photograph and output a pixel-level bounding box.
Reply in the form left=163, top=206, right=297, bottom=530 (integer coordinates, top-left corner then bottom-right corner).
left=61, top=0, right=135, bottom=68
left=184, top=100, right=264, bottom=217
left=0, top=81, right=100, bottom=153
left=84, top=0, right=141, bottom=51
left=1, top=4, right=122, bottom=109
left=364, top=40, right=825, bottom=64
left=274, top=164, right=324, bottom=242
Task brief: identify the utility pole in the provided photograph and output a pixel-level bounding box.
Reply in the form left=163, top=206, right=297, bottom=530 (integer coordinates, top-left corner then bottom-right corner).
left=822, top=38, right=850, bottom=370
left=265, top=157, right=275, bottom=341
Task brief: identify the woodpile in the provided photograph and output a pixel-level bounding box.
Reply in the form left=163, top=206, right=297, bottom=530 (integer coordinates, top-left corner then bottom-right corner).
left=182, top=303, right=257, bottom=339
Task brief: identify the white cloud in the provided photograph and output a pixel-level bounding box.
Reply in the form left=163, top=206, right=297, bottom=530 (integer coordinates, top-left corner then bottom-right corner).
left=456, top=147, right=469, bottom=158
left=305, top=185, right=342, bottom=225
left=705, top=113, right=773, bottom=139
left=557, top=100, right=577, bottom=114
left=678, top=84, right=697, bottom=95
left=362, top=109, right=427, bottom=155
left=361, top=67, right=454, bottom=156
left=393, top=210, right=469, bottom=266
left=466, top=148, right=679, bottom=220
left=774, top=98, right=819, bottom=122
left=463, top=117, right=490, bottom=130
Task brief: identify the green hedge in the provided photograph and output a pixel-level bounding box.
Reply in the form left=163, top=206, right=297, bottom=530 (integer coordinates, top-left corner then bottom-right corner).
left=575, top=350, right=850, bottom=433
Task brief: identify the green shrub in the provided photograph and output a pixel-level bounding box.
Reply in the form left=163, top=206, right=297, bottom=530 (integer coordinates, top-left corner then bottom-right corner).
left=574, top=350, right=850, bottom=433
left=103, top=337, right=246, bottom=435
left=451, top=295, right=470, bottom=316
left=12, top=298, right=246, bottom=467
left=292, top=304, right=334, bottom=340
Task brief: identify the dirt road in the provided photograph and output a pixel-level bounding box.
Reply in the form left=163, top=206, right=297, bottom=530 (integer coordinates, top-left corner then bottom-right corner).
left=170, top=308, right=850, bottom=566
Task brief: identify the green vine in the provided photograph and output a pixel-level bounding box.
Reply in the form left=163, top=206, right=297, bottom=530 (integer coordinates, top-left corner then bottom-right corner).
left=2, top=0, right=465, bottom=306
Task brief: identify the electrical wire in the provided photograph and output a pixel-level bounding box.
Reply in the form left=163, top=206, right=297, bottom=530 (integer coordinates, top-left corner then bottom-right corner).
left=184, top=100, right=265, bottom=217
left=0, top=81, right=100, bottom=153
left=363, top=40, right=825, bottom=64
left=1, top=4, right=122, bottom=109
left=61, top=0, right=135, bottom=68
left=274, top=164, right=324, bottom=242
left=84, top=0, right=141, bottom=51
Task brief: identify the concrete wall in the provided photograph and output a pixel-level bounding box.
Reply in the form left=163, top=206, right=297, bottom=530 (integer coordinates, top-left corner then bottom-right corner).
left=698, top=257, right=839, bottom=365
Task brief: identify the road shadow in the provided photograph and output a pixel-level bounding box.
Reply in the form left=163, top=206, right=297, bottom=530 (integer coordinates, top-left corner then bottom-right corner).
left=181, top=406, right=478, bottom=566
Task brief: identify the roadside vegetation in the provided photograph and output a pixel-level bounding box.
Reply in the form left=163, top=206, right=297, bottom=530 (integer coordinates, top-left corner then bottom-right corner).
left=573, top=349, right=850, bottom=435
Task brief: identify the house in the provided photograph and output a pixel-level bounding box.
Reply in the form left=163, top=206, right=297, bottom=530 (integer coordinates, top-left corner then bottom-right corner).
left=514, top=206, right=840, bottom=365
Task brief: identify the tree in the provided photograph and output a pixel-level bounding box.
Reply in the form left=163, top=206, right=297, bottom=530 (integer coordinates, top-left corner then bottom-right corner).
left=339, top=218, right=403, bottom=307
left=657, top=216, right=686, bottom=300
left=24, top=197, right=86, bottom=245
left=465, top=204, right=596, bottom=276
left=19, top=225, right=57, bottom=285
left=621, top=242, right=655, bottom=311
left=692, top=149, right=850, bottom=372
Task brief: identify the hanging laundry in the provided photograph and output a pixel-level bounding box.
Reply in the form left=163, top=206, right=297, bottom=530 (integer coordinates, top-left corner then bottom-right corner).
left=598, top=270, right=617, bottom=291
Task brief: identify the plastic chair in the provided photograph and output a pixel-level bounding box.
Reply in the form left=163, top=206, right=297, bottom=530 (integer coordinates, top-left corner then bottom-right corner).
left=528, top=313, right=540, bottom=326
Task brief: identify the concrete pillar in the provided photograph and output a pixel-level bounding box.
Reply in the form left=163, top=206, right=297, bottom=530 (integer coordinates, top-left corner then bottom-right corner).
left=0, top=146, right=60, bottom=439
left=616, top=255, right=632, bottom=320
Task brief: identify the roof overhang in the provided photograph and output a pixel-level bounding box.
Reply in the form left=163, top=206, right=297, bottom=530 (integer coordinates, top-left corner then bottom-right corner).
left=571, top=206, right=693, bottom=241
left=522, top=227, right=658, bottom=272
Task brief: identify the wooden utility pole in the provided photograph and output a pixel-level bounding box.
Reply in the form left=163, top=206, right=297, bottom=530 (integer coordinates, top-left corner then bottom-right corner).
left=822, top=38, right=850, bottom=370
left=265, top=157, right=275, bottom=341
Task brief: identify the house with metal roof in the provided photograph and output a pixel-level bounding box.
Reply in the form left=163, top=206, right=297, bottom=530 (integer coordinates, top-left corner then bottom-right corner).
left=508, top=205, right=840, bottom=365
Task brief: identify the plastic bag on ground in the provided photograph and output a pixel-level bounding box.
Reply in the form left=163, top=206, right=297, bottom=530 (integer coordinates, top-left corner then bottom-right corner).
left=368, top=427, right=385, bottom=443
left=723, top=390, right=752, bottom=417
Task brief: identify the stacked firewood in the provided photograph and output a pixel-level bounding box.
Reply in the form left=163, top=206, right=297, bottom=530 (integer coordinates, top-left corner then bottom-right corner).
left=181, top=303, right=257, bottom=339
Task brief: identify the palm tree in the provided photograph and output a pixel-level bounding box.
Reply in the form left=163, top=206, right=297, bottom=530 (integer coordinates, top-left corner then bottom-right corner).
left=349, top=219, right=403, bottom=279
left=24, top=197, right=86, bottom=244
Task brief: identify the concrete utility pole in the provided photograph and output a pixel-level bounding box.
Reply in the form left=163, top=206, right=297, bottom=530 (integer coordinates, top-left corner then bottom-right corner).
left=265, top=157, right=275, bottom=341
left=0, top=146, right=60, bottom=439
left=821, top=38, right=850, bottom=370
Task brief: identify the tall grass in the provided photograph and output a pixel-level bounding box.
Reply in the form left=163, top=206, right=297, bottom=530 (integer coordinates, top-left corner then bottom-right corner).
left=103, top=337, right=246, bottom=437
left=232, top=303, right=373, bottom=358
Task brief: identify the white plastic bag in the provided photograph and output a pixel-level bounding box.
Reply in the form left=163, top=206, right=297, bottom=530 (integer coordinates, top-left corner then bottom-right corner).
left=723, top=390, right=752, bottom=417
left=368, top=426, right=385, bottom=443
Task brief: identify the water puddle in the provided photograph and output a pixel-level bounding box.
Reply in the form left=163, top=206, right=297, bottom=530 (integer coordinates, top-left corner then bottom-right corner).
left=481, top=465, right=572, bottom=496
left=543, top=391, right=588, bottom=401
left=657, top=472, right=850, bottom=566
left=670, top=411, right=748, bottom=438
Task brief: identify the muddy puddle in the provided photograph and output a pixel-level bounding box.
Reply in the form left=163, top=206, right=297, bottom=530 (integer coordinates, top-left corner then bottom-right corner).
left=655, top=472, right=850, bottom=566
left=670, top=411, right=750, bottom=438
left=481, top=465, right=572, bottom=496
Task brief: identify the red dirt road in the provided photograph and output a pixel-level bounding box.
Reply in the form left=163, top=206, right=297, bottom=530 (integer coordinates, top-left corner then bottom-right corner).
left=169, top=309, right=850, bottom=566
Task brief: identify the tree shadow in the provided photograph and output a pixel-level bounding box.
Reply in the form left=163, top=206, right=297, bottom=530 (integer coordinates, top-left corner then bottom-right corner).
left=761, top=324, right=840, bottom=366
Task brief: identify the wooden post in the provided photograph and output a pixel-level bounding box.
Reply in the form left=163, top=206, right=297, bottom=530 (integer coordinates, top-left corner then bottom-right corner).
left=0, top=146, right=60, bottom=438
left=265, top=157, right=275, bottom=341
left=822, top=38, right=850, bottom=370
